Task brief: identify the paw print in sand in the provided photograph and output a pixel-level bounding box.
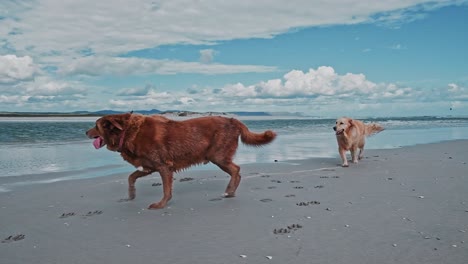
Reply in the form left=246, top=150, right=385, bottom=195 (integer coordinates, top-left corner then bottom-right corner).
left=296, top=201, right=320, bottom=206
left=2, top=234, right=25, bottom=243
left=83, top=210, right=103, bottom=217
left=59, top=212, right=76, bottom=218
left=273, top=224, right=303, bottom=234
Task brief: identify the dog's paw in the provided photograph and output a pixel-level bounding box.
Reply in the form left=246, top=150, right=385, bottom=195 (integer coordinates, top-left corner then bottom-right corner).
left=223, top=192, right=236, bottom=198
left=148, top=202, right=166, bottom=209
left=342, top=163, right=349, bottom=167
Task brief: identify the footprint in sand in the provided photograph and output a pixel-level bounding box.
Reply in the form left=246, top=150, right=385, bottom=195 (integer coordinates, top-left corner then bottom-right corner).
left=270, top=180, right=282, bottom=183
left=261, top=174, right=271, bottom=178
left=289, top=180, right=300, bottom=183
left=152, top=182, right=162, bottom=186
left=314, top=185, right=324, bottom=189
left=267, top=186, right=277, bottom=189
left=284, top=194, right=296, bottom=198
left=260, top=198, right=273, bottom=203
left=1, top=234, right=25, bottom=243
left=320, top=176, right=329, bottom=179
left=209, top=198, right=223, bottom=202
left=293, top=186, right=304, bottom=189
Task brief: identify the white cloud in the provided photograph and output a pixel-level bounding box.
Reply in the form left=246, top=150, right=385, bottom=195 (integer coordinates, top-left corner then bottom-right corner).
left=199, top=49, right=217, bottom=63
left=221, top=83, right=258, bottom=97
left=109, top=89, right=177, bottom=109
left=0, top=94, right=30, bottom=105
left=178, top=96, right=196, bottom=105
left=448, top=83, right=461, bottom=93
left=446, top=83, right=468, bottom=100
left=1, top=0, right=459, bottom=62
left=22, top=76, right=86, bottom=96
left=105, top=66, right=424, bottom=112
left=58, top=56, right=277, bottom=76
left=0, top=55, right=38, bottom=83
left=389, top=43, right=407, bottom=50
left=1, top=1, right=466, bottom=114
left=116, top=86, right=151, bottom=96
left=0, top=75, right=88, bottom=109
left=219, top=66, right=399, bottom=100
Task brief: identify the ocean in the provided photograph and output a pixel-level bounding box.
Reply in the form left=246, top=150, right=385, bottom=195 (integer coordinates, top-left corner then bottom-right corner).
left=1, top=115, right=468, bottom=191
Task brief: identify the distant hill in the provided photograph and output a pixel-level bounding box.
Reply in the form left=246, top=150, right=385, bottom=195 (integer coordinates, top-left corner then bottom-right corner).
left=0, top=109, right=278, bottom=117
left=230, top=111, right=272, bottom=116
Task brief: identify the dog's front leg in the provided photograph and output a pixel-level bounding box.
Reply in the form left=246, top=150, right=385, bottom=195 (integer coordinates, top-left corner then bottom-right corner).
left=339, top=148, right=349, bottom=167
left=351, top=148, right=359, bottom=164
left=148, top=168, right=173, bottom=209
left=128, top=170, right=152, bottom=200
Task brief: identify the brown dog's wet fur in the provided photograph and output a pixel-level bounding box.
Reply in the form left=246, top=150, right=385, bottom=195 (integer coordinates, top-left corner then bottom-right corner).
left=86, top=113, right=276, bottom=209
left=333, top=117, right=384, bottom=167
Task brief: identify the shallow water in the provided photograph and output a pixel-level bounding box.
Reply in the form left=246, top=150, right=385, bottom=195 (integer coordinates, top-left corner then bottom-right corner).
left=1, top=116, right=468, bottom=189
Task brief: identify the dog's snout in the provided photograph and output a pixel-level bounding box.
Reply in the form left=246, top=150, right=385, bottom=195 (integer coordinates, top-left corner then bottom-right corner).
left=333, top=126, right=336, bottom=131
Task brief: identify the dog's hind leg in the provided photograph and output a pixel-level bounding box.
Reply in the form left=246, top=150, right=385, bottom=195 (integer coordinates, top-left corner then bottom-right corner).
left=128, top=170, right=152, bottom=200
left=213, top=160, right=241, bottom=198
left=358, top=147, right=364, bottom=160
left=148, top=168, right=173, bottom=209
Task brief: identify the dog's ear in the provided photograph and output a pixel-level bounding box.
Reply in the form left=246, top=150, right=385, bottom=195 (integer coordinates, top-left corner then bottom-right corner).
left=108, top=117, right=123, bottom=130
left=348, top=119, right=354, bottom=126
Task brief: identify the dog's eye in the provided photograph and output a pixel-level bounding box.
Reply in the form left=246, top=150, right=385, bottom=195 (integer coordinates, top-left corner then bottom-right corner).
left=340, top=122, right=344, bottom=125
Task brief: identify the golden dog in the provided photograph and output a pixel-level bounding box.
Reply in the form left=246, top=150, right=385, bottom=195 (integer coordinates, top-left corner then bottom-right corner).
left=333, top=117, right=384, bottom=167
left=86, top=113, right=276, bottom=209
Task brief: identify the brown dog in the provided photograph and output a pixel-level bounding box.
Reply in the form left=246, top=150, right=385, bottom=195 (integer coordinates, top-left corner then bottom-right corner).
left=333, top=117, right=384, bottom=167
left=86, top=113, right=276, bottom=209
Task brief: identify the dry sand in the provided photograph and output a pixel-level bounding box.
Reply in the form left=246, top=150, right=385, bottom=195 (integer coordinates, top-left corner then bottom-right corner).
left=1, top=140, right=467, bottom=264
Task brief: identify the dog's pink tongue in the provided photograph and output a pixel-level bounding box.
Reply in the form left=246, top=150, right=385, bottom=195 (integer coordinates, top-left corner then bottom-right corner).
left=93, top=137, right=103, bottom=149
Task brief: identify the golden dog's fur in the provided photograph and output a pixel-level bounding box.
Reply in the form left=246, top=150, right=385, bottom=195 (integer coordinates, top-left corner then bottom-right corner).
left=86, top=113, right=276, bottom=209
left=333, top=117, right=384, bottom=167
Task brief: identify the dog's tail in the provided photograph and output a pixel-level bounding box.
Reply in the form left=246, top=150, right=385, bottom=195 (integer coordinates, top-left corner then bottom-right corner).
left=232, top=119, right=277, bottom=146
left=365, top=123, right=384, bottom=137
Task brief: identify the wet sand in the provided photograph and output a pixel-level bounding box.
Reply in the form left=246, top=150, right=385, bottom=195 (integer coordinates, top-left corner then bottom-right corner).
left=1, top=140, right=467, bottom=264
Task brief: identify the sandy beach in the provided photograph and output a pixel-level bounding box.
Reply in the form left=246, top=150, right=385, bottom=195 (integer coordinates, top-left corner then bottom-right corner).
left=1, top=140, right=467, bottom=264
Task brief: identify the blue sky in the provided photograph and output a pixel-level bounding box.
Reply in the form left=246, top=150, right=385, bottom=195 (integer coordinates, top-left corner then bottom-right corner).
left=0, top=0, right=467, bottom=117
